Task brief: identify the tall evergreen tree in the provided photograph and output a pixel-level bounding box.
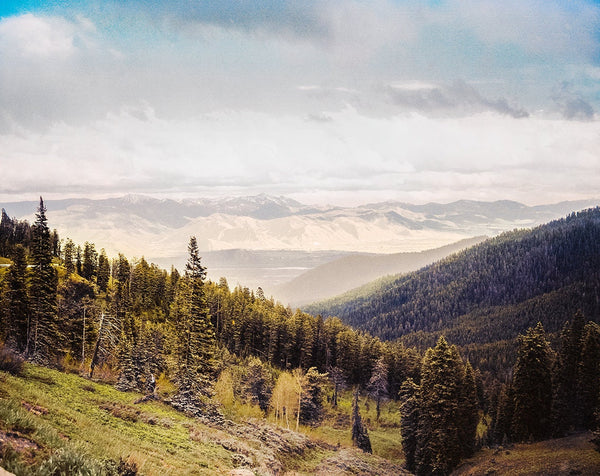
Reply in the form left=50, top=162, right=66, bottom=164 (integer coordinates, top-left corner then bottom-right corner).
left=552, top=311, right=586, bottom=435
left=6, top=244, right=29, bottom=353
left=170, top=237, right=216, bottom=406
left=459, top=361, right=480, bottom=457
left=399, top=378, right=420, bottom=473
left=416, top=336, right=466, bottom=476
left=579, top=322, right=600, bottom=429
left=28, top=197, right=58, bottom=363
left=82, top=242, right=97, bottom=281
left=511, top=322, right=554, bottom=441
left=367, top=356, right=389, bottom=422
left=494, top=384, right=515, bottom=444
left=96, top=249, right=110, bottom=293
left=63, top=239, right=76, bottom=276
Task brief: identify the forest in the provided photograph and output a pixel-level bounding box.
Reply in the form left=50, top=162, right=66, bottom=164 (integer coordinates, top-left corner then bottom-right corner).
left=0, top=198, right=599, bottom=475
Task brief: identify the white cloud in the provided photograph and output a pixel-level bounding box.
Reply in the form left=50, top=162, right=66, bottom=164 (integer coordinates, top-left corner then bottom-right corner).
left=0, top=107, right=598, bottom=205
left=0, top=14, right=77, bottom=59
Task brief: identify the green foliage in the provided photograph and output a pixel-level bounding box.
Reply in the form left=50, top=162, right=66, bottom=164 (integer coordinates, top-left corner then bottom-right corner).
left=512, top=323, right=554, bottom=441
left=579, top=322, right=600, bottom=430
left=6, top=244, right=29, bottom=353
left=416, top=336, right=471, bottom=475
left=170, top=237, right=216, bottom=406
left=399, top=378, right=420, bottom=472
left=28, top=197, right=59, bottom=364
left=309, top=208, right=600, bottom=379
left=300, top=367, right=329, bottom=425
left=552, top=311, right=586, bottom=436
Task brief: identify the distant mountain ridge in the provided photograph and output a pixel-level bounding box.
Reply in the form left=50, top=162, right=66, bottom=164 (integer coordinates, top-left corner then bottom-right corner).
left=271, top=236, right=487, bottom=306
left=305, top=208, right=600, bottom=356
left=2, top=195, right=598, bottom=291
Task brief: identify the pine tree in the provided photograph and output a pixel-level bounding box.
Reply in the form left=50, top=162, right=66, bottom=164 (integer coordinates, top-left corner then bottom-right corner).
left=241, top=356, right=274, bottom=412
left=82, top=242, right=97, bottom=281
left=62, top=239, right=76, bottom=276
left=459, top=361, right=479, bottom=457
left=97, top=249, right=110, bottom=292
left=367, top=356, right=389, bottom=422
left=28, top=197, right=58, bottom=363
left=552, top=311, right=586, bottom=435
left=170, top=237, right=215, bottom=406
left=579, top=322, right=600, bottom=429
left=6, top=244, right=29, bottom=353
left=399, top=378, right=420, bottom=472
left=327, top=365, right=346, bottom=407
left=299, top=367, right=328, bottom=425
left=494, top=384, right=515, bottom=444
left=415, top=336, right=465, bottom=476
left=351, top=387, right=372, bottom=453
left=512, top=322, right=554, bottom=441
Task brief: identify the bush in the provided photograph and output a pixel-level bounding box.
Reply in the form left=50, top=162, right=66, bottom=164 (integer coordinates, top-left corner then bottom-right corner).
left=0, top=346, right=24, bottom=375
left=36, top=447, right=105, bottom=476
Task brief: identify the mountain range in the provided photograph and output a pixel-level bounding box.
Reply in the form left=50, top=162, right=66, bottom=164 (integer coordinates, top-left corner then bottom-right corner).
left=2, top=194, right=598, bottom=295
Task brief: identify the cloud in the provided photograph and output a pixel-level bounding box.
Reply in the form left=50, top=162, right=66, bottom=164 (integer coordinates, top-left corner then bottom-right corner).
left=0, top=13, right=77, bottom=59
left=0, top=107, right=598, bottom=205
left=386, top=80, right=529, bottom=118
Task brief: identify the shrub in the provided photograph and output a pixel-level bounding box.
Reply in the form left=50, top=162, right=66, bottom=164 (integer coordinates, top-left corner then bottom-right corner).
left=36, top=447, right=105, bottom=476
left=0, top=346, right=24, bottom=376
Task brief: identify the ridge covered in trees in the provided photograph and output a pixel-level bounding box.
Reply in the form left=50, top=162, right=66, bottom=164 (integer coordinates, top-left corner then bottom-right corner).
left=307, top=207, right=600, bottom=373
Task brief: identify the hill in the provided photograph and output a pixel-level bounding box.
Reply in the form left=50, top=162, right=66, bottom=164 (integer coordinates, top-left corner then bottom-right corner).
left=0, top=364, right=408, bottom=476
left=271, top=236, right=486, bottom=307
left=453, top=433, right=600, bottom=475
left=306, top=208, right=600, bottom=364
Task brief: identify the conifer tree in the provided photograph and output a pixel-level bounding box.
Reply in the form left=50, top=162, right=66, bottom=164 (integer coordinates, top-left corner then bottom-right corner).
left=299, top=367, right=328, bottom=425
left=367, top=356, right=389, bottom=422
left=399, top=378, right=420, bottom=472
left=552, top=311, right=585, bottom=435
left=416, top=336, right=466, bottom=476
left=579, top=322, right=600, bottom=428
left=97, top=249, right=110, bottom=292
left=327, top=365, right=346, bottom=407
left=28, top=197, right=58, bottom=363
left=351, top=387, right=372, bottom=453
left=511, top=322, right=554, bottom=441
left=6, top=244, right=29, bottom=353
left=170, top=237, right=215, bottom=406
left=82, top=242, right=97, bottom=281
left=494, top=384, right=515, bottom=444
left=459, top=361, right=479, bottom=457
left=63, top=239, right=76, bottom=276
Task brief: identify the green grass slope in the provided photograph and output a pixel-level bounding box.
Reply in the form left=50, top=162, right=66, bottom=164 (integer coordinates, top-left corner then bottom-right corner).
left=0, top=364, right=408, bottom=475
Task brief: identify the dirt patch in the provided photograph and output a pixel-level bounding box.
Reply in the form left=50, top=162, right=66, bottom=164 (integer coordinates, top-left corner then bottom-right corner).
left=99, top=402, right=173, bottom=428
left=21, top=401, right=48, bottom=416
left=0, top=430, right=39, bottom=453
left=315, top=448, right=410, bottom=476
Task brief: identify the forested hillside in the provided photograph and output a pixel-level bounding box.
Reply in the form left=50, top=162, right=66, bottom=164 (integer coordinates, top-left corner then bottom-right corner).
left=307, top=208, right=600, bottom=355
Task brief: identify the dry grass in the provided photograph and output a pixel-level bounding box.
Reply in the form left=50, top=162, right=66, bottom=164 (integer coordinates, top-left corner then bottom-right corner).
left=454, top=433, right=600, bottom=475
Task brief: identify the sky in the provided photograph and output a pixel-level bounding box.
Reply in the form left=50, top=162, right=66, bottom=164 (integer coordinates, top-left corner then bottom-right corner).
left=0, top=1, right=599, bottom=206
